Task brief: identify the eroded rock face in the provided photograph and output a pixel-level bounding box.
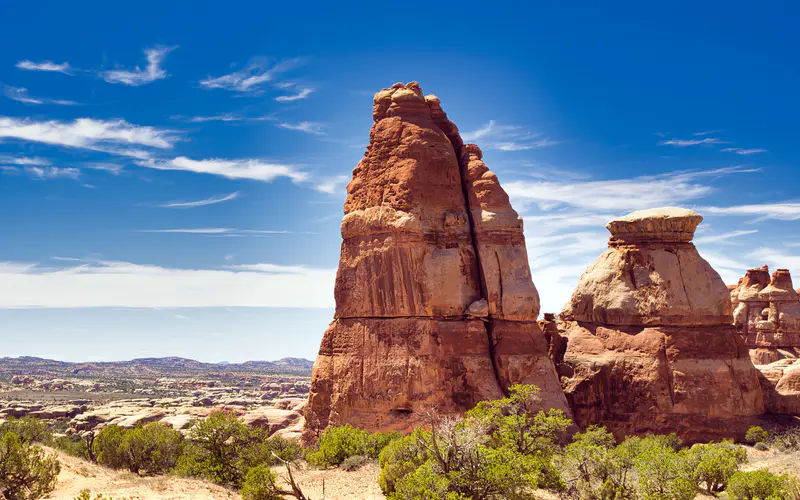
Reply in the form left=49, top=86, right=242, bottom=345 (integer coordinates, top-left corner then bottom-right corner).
left=729, top=267, right=800, bottom=414
left=558, top=208, right=764, bottom=441
left=305, top=82, right=569, bottom=433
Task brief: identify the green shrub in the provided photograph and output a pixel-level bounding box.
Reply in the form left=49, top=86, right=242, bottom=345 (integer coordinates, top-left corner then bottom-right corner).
left=688, top=441, right=747, bottom=494
left=769, top=427, right=800, bottom=452
left=725, top=469, right=795, bottom=499
left=754, top=441, right=770, bottom=452
left=239, top=465, right=284, bottom=500
left=634, top=436, right=696, bottom=500
left=0, top=417, right=52, bottom=445
left=340, top=454, right=370, bottom=471
left=306, top=424, right=397, bottom=468
left=378, top=430, right=430, bottom=494
left=93, top=423, right=183, bottom=474
left=53, top=435, right=92, bottom=461
left=124, top=423, right=184, bottom=474
left=73, top=492, right=113, bottom=500
left=746, top=426, right=770, bottom=446
left=93, top=425, right=129, bottom=470
left=0, top=432, right=60, bottom=500
left=175, top=410, right=302, bottom=488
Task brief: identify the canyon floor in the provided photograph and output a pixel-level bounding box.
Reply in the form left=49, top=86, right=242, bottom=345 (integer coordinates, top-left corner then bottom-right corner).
left=38, top=446, right=800, bottom=500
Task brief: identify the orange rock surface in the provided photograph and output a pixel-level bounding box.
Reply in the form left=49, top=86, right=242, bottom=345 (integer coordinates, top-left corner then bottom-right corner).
left=557, top=208, right=764, bottom=441
left=305, top=83, right=569, bottom=432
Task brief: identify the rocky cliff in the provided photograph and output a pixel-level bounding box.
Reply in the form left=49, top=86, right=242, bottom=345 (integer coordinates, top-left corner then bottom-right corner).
left=305, top=82, right=569, bottom=433
left=556, top=207, right=765, bottom=441
left=730, top=267, right=800, bottom=414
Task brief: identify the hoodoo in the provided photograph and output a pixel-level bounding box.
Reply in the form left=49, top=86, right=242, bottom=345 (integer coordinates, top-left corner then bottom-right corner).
left=730, top=267, right=800, bottom=414
left=304, top=82, right=569, bottom=433
left=556, top=207, right=765, bottom=441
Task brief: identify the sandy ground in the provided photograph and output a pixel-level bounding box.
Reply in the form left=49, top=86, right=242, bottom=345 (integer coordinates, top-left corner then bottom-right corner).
left=40, top=445, right=800, bottom=500
left=43, top=448, right=240, bottom=500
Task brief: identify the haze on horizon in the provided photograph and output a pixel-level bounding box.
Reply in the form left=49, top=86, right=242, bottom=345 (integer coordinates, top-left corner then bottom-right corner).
left=1, top=1, right=799, bottom=363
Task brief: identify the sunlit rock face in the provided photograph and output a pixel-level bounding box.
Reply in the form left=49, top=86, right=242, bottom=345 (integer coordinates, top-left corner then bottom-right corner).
left=557, top=208, right=764, bottom=442
left=305, top=83, right=569, bottom=433
left=730, top=267, right=800, bottom=415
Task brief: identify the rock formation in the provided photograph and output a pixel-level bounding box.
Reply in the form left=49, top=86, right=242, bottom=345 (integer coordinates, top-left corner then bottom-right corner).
left=730, top=267, right=800, bottom=414
left=305, top=82, right=570, bottom=433
left=556, top=207, right=765, bottom=441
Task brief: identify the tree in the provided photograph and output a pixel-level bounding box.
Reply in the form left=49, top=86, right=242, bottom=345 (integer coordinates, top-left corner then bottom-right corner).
left=745, top=426, right=769, bottom=446
left=687, top=441, right=747, bottom=494
left=725, top=469, right=796, bottom=500
left=93, top=426, right=129, bottom=470
left=0, top=432, right=60, bottom=500
left=0, top=418, right=51, bottom=445
left=306, top=424, right=398, bottom=468
left=634, top=436, right=696, bottom=500
left=124, top=423, right=184, bottom=474
left=175, top=410, right=251, bottom=486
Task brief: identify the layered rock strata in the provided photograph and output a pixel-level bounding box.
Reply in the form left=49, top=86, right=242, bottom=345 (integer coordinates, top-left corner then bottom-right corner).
left=557, top=207, right=765, bottom=441
left=305, top=83, right=569, bottom=433
left=730, top=267, right=800, bottom=414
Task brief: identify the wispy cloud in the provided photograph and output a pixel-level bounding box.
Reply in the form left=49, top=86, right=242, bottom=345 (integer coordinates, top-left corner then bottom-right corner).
left=659, top=137, right=725, bottom=147
left=16, top=60, right=72, bottom=74
left=694, top=229, right=758, bottom=245
left=0, top=117, right=180, bottom=156
left=200, top=58, right=301, bottom=93
left=747, top=248, right=800, bottom=276
left=461, top=120, right=558, bottom=151
left=2, top=85, right=78, bottom=105
left=136, top=156, right=307, bottom=183
left=0, top=156, right=51, bottom=166
left=84, top=163, right=125, bottom=175
left=698, top=203, right=800, bottom=221
left=158, top=192, right=240, bottom=208
left=278, top=121, right=325, bottom=135
left=139, top=228, right=293, bottom=235
left=693, top=129, right=725, bottom=136
left=173, top=113, right=275, bottom=123
left=275, top=87, right=314, bottom=102
left=24, top=166, right=80, bottom=180
left=313, top=175, right=349, bottom=194
left=721, top=147, right=768, bottom=155
left=100, top=46, right=177, bottom=86
left=0, top=259, right=335, bottom=309
left=505, top=166, right=757, bottom=212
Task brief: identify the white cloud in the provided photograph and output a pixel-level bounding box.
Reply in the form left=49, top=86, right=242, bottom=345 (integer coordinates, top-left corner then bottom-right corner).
left=158, top=192, right=240, bottom=208
left=659, top=137, right=724, bottom=147
left=523, top=212, right=618, bottom=235
left=747, top=248, right=800, bottom=277
left=693, top=130, right=725, bottom=136
left=693, top=229, right=758, bottom=245
left=721, top=147, right=768, bottom=155
left=0, top=156, right=51, bottom=166
left=16, top=60, right=72, bottom=74
left=698, top=203, right=800, bottom=221
left=2, top=85, right=78, bottom=105
left=313, top=175, right=349, bottom=194
left=461, top=120, right=558, bottom=151
left=0, top=260, right=335, bottom=309
left=25, top=166, right=80, bottom=180
left=505, top=166, right=756, bottom=212
left=84, top=163, right=125, bottom=175
left=101, top=46, right=177, bottom=86
left=175, top=114, right=275, bottom=123
left=275, top=87, right=314, bottom=102
left=139, top=228, right=292, bottom=235
left=0, top=117, right=180, bottom=154
left=277, top=121, right=324, bottom=135
left=200, top=58, right=300, bottom=92
left=137, top=156, right=308, bottom=183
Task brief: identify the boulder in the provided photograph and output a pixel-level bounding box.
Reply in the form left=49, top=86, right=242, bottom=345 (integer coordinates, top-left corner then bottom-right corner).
left=305, top=82, right=569, bottom=433
left=558, top=208, right=765, bottom=441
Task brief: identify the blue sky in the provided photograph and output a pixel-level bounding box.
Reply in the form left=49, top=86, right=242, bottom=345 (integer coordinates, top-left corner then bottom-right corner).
left=1, top=1, right=799, bottom=362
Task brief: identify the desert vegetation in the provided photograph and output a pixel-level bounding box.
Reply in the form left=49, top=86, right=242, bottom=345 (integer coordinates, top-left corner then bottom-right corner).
left=0, top=388, right=799, bottom=499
